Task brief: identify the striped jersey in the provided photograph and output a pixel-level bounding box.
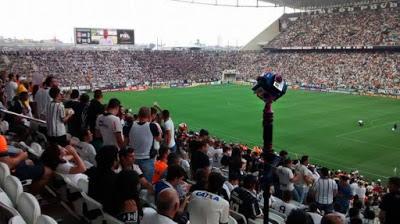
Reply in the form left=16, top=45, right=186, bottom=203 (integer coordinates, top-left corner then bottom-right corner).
left=46, top=101, right=66, bottom=137
left=230, top=187, right=262, bottom=220
left=311, top=177, right=338, bottom=204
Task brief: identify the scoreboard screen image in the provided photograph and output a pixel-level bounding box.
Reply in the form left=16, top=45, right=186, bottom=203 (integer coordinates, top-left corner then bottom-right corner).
left=75, top=28, right=134, bottom=45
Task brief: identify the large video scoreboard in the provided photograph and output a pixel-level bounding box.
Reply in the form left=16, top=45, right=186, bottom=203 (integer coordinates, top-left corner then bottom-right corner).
left=74, top=28, right=135, bottom=45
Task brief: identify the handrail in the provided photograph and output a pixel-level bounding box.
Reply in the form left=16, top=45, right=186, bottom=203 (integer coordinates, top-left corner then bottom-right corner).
left=0, top=108, right=46, bottom=124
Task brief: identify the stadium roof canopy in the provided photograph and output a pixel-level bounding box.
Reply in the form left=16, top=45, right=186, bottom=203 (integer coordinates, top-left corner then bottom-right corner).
left=260, top=0, right=391, bottom=9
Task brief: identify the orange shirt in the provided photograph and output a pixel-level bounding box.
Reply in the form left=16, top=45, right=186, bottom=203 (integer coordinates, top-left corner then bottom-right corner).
left=152, top=160, right=168, bottom=184
left=0, top=135, right=8, bottom=157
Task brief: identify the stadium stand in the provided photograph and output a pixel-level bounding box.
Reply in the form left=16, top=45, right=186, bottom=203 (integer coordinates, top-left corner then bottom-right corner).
left=267, top=7, right=400, bottom=47
left=1, top=48, right=399, bottom=95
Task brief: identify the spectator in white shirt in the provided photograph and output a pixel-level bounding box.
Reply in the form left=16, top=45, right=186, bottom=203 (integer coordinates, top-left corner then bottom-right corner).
left=96, top=98, right=124, bottom=149
left=309, top=165, right=320, bottom=181
left=311, top=167, right=338, bottom=214
left=4, top=73, right=18, bottom=105
left=128, top=107, right=162, bottom=182
left=295, top=155, right=314, bottom=203
left=349, top=178, right=358, bottom=196
left=355, top=181, right=366, bottom=203
left=119, top=147, right=154, bottom=194
left=46, top=87, right=73, bottom=147
left=40, top=144, right=86, bottom=185
left=142, top=188, right=180, bottom=224
left=34, top=76, right=57, bottom=120
left=222, top=172, right=240, bottom=200
left=162, top=110, right=176, bottom=153
left=276, top=158, right=301, bottom=202
left=188, top=172, right=230, bottom=224
left=272, top=190, right=299, bottom=216
left=75, top=129, right=96, bottom=167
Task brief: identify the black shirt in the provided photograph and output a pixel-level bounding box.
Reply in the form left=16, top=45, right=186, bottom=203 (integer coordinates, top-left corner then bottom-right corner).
left=230, top=187, right=262, bottom=220
left=64, top=100, right=80, bottom=110
left=379, top=191, right=400, bottom=224
left=190, top=150, right=210, bottom=174
left=220, top=155, right=230, bottom=167
left=86, top=167, right=118, bottom=215
left=7, top=99, right=25, bottom=127
left=87, top=99, right=105, bottom=133
left=68, top=102, right=89, bottom=138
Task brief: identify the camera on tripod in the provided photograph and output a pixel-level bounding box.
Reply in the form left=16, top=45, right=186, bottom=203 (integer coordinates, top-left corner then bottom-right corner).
left=252, top=72, right=287, bottom=102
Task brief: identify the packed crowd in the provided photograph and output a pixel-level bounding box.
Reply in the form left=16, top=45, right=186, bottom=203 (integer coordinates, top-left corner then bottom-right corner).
left=0, top=73, right=399, bottom=224
left=268, top=7, right=400, bottom=47
left=263, top=52, right=400, bottom=94
left=0, top=49, right=240, bottom=88
left=1, top=49, right=400, bottom=95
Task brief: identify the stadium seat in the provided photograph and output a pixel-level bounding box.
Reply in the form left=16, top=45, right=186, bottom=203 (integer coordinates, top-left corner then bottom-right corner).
left=0, top=162, right=10, bottom=188
left=0, top=190, right=13, bottom=208
left=269, top=208, right=287, bottom=220
left=247, top=219, right=259, bottom=224
left=29, top=143, right=43, bottom=157
left=16, top=192, right=41, bottom=224
left=0, top=201, right=21, bottom=223
left=228, top=215, right=238, bottom=224
left=36, top=215, right=57, bottom=224
left=248, top=217, right=282, bottom=224
left=268, top=212, right=285, bottom=224
left=81, top=192, right=104, bottom=224
left=229, top=210, right=247, bottom=224
left=8, top=215, right=26, bottom=224
left=17, top=142, right=42, bottom=158
left=3, top=175, right=23, bottom=207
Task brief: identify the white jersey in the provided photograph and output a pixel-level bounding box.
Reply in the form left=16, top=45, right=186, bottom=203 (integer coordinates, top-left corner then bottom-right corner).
left=188, top=190, right=230, bottom=224
left=350, top=182, right=358, bottom=196
left=152, top=122, right=162, bottom=150
left=271, top=200, right=298, bottom=215
left=96, top=113, right=123, bottom=148
left=296, top=164, right=313, bottom=186
left=276, top=166, right=295, bottom=191
left=356, top=186, right=366, bottom=199
left=46, top=101, right=66, bottom=137
left=208, top=147, right=223, bottom=168
left=164, top=118, right=175, bottom=148
left=222, top=181, right=238, bottom=199
left=129, top=121, right=153, bottom=160
left=312, top=177, right=338, bottom=204
left=141, top=210, right=177, bottom=224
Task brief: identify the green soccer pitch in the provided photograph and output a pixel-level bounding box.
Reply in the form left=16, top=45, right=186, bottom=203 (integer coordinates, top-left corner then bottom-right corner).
left=104, top=84, right=400, bottom=180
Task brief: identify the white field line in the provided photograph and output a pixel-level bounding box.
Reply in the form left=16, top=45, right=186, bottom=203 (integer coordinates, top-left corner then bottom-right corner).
left=335, top=121, right=398, bottom=138
left=337, top=135, right=399, bottom=151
